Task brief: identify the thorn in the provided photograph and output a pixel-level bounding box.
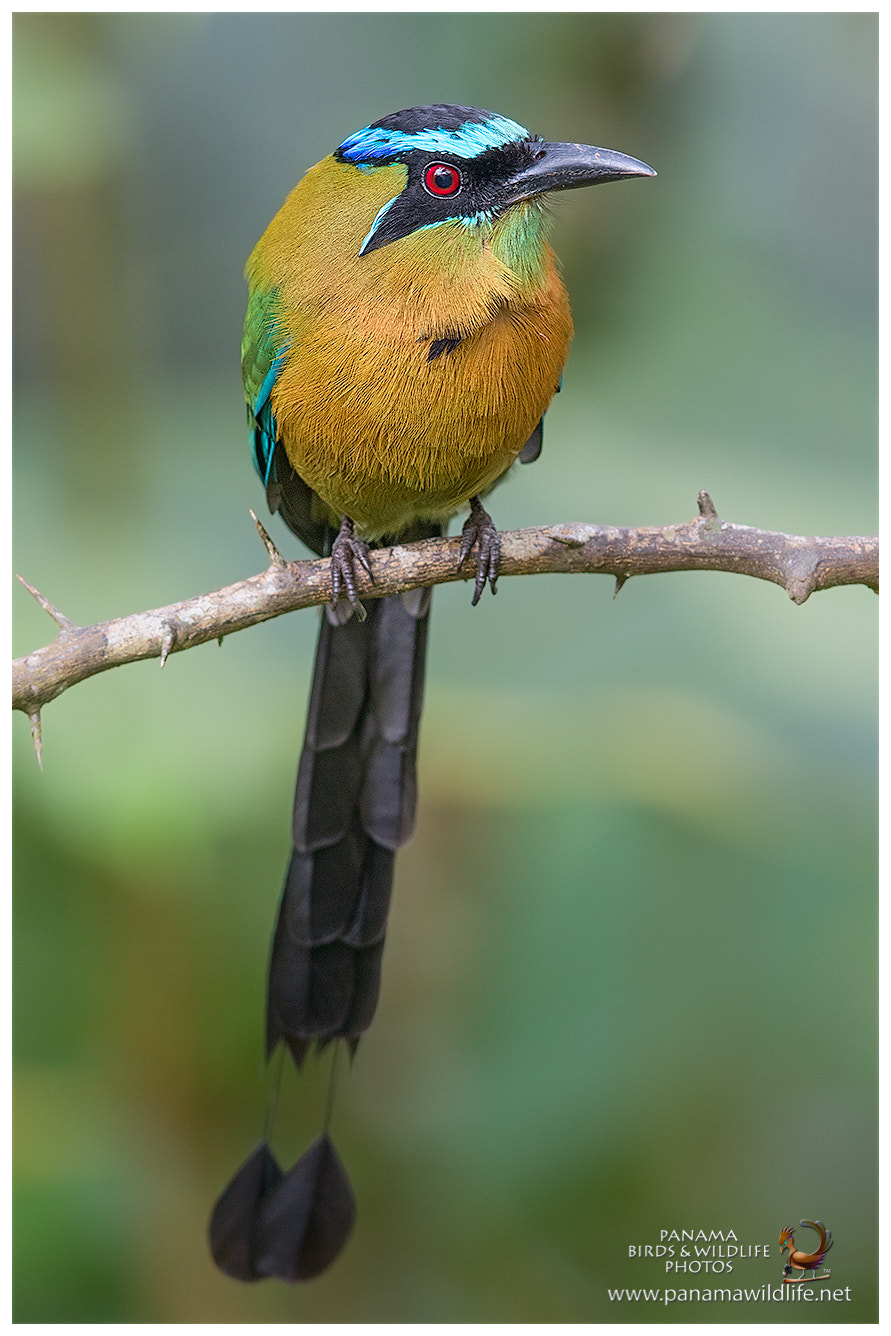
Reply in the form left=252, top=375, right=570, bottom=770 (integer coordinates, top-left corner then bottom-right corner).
left=694, top=486, right=716, bottom=515
left=613, top=574, right=628, bottom=598
left=27, top=709, right=43, bottom=769
left=694, top=491, right=716, bottom=521
left=217, top=635, right=224, bottom=648
left=17, top=575, right=79, bottom=632
left=786, top=583, right=813, bottom=607
left=784, top=551, right=819, bottom=605
left=159, top=625, right=176, bottom=668
left=697, top=490, right=719, bottom=521
left=250, top=509, right=286, bottom=567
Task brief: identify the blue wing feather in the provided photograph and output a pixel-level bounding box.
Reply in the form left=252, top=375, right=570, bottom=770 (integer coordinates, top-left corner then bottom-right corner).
left=242, top=283, right=290, bottom=487
left=249, top=348, right=289, bottom=486
left=241, top=283, right=333, bottom=556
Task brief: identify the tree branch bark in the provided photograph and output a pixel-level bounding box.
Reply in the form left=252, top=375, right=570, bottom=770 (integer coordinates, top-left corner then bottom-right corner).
left=13, top=493, right=878, bottom=759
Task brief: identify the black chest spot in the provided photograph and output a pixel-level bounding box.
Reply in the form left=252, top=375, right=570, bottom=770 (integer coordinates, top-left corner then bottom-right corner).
left=427, top=334, right=462, bottom=361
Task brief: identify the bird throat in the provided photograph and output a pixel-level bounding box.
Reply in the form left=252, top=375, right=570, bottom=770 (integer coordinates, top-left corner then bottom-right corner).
left=485, top=199, right=552, bottom=289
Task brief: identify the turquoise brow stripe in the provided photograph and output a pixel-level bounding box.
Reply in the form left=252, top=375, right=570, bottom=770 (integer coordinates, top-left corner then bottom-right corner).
left=339, top=114, right=529, bottom=163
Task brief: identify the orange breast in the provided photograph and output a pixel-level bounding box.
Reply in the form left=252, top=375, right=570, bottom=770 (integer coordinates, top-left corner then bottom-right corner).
left=271, top=262, right=572, bottom=537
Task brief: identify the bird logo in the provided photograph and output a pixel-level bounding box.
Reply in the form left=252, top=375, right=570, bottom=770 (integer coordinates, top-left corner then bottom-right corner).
left=779, top=1219, right=833, bottom=1282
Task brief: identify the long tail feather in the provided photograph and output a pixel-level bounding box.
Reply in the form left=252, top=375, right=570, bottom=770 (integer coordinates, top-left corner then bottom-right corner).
left=266, top=591, right=430, bottom=1064
left=212, top=572, right=432, bottom=1282
left=209, top=1136, right=355, bottom=1282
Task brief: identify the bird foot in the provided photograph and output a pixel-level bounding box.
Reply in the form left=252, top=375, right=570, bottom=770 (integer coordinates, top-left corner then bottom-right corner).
left=458, top=495, right=501, bottom=605
left=330, top=517, right=373, bottom=612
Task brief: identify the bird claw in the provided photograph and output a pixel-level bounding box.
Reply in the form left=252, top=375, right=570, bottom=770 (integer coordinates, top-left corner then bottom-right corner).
left=330, top=517, right=373, bottom=612
left=458, top=496, right=501, bottom=606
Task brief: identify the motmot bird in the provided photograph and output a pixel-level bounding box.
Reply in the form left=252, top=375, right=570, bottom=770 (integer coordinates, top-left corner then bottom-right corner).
left=779, top=1220, right=833, bottom=1282
left=210, top=104, right=654, bottom=1283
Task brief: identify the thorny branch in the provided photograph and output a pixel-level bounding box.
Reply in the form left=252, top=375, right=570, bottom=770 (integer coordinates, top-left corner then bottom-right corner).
left=13, top=494, right=878, bottom=762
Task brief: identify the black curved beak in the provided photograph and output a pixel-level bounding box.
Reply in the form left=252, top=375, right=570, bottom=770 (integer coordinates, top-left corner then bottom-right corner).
left=505, top=141, right=656, bottom=204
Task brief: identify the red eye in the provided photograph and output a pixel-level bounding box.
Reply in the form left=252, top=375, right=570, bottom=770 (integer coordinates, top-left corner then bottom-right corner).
left=423, top=162, right=462, bottom=197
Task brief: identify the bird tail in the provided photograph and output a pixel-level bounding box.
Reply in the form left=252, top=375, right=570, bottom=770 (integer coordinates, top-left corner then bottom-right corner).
left=267, top=588, right=430, bottom=1063
left=210, top=586, right=431, bottom=1282
left=800, top=1219, right=833, bottom=1259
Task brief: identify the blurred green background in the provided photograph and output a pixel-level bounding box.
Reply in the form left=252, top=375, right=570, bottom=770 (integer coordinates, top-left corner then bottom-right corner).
left=12, top=12, right=876, bottom=1323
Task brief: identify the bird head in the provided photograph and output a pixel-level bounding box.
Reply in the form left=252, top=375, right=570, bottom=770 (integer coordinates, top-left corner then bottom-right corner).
left=332, top=103, right=655, bottom=259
